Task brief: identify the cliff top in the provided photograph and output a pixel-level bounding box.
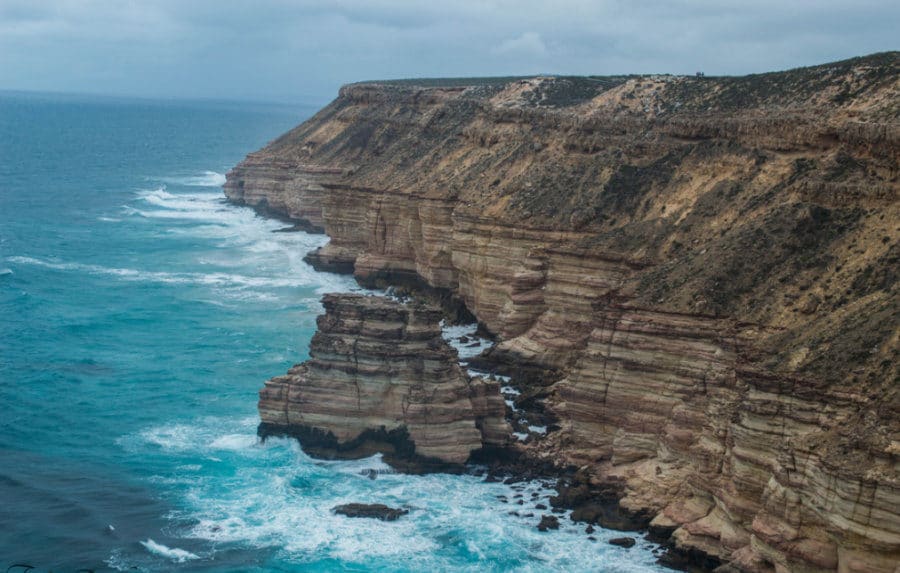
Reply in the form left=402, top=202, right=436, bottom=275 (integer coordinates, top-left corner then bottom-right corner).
left=347, top=51, right=898, bottom=116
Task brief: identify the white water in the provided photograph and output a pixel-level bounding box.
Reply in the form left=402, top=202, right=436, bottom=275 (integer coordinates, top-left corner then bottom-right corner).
left=140, top=539, right=200, bottom=562
left=119, top=416, right=664, bottom=572
left=99, top=177, right=665, bottom=571
left=160, top=170, right=228, bottom=187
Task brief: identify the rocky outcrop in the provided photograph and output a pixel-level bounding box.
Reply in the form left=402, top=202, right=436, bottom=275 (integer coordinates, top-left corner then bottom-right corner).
left=610, top=537, right=637, bottom=548
left=537, top=514, right=560, bottom=531
left=258, top=293, right=510, bottom=471
left=332, top=503, right=409, bottom=521
left=232, top=53, right=899, bottom=571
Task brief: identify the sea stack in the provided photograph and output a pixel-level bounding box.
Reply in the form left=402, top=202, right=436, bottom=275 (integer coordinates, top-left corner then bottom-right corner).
left=258, top=293, right=510, bottom=471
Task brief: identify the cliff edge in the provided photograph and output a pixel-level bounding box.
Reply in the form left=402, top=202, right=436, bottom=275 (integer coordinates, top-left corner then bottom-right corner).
left=229, top=53, right=899, bottom=572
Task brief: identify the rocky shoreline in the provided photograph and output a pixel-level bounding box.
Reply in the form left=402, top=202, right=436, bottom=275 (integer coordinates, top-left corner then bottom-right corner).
left=254, top=289, right=734, bottom=570
left=229, top=53, right=898, bottom=572
left=257, top=290, right=682, bottom=561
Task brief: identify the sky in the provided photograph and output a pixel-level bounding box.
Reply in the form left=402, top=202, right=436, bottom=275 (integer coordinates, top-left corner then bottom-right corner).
left=0, top=0, right=897, bottom=105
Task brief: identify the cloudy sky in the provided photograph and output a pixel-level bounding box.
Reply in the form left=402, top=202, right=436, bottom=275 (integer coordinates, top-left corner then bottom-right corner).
left=0, top=0, right=896, bottom=104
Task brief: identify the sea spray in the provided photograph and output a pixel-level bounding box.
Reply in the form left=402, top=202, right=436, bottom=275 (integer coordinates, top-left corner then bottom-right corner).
left=140, top=539, right=200, bottom=563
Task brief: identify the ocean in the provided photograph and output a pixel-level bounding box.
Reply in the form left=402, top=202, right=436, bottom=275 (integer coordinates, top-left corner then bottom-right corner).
left=0, top=91, right=665, bottom=572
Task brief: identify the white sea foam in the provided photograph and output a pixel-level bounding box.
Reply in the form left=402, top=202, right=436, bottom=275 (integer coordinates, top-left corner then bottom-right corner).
left=131, top=186, right=251, bottom=226
left=122, top=183, right=360, bottom=297
left=128, top=416, right=260, bottom=453
left=138, top=187, right=223, bottom=210
left=209, top=433, right=258, bottom=451
left=318, top=453, right=394, bottom=475
left=468, top=368, right=512, bottom=382
left=5, top=255, right=346, bottom=291
left=441, top=321, right=494, bottom=361
left=209, top=290, right=282, bottom=303
left=105, top=549, right=131, bottom=571
left=440, top=316, right=557, bottom=444
left=137, top=423, right=196, bottom=451
left=161, top=170, right=227, bottom=187
left=140, top=539, right=200, bottom=562
left=122, top=416, right=664, bottom=571
left=134, top=193, right=238, bottom=227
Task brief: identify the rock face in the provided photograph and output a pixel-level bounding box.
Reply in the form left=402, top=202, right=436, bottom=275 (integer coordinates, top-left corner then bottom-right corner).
left=232, top=53, right=899, bottom=571
left=258, top=293, right=510, bottom=470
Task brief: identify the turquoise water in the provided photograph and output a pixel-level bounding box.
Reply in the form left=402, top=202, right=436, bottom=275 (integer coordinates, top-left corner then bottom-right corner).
left=0, top=91, right=665, bottom=572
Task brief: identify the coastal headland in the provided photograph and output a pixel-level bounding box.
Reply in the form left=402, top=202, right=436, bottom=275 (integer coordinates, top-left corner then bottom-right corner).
left=226, top=53, right=899, bottom=572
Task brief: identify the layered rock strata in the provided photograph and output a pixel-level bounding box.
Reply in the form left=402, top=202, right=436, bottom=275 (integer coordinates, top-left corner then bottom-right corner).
left=258, top=293, right=510, bottom=470
left=232, top=53, right=899, bottom=571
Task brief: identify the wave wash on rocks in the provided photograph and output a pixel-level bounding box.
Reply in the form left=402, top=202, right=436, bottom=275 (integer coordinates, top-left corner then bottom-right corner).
left=229, top=53, right=899, bottom=572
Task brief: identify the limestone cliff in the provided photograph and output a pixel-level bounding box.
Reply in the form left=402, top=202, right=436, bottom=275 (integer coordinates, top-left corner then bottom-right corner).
left=230, top=53, right=899, bottom=571
left=258, top=293, right=510, bottom=470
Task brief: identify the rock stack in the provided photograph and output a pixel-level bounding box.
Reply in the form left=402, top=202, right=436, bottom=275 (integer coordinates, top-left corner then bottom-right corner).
left=258, top=293, right=510, bottom=471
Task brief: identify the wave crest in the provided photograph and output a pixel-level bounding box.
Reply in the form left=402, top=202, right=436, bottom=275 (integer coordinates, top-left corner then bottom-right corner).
left=140, top=539, right=199, bottom=562
left=5, top=255, right=333, bottom=290
left=163, top=171, right=227, bottom=187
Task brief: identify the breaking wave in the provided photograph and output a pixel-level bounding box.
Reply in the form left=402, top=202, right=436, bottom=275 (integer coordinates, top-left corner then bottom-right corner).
left=140, top=539, right=200, bottom=562
left=161, top=170, right=227, bottom=187
left=8, top=182, right=362, bottom=298
left=6, top=255, right=331, bottom=289
left=120, top=417, right=665, bottom=572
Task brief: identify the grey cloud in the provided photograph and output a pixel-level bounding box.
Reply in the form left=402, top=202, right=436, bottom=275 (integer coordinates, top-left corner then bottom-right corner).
left=0, top=0, right=896, bottom=103
left=493, top=32, right=549, bottom=58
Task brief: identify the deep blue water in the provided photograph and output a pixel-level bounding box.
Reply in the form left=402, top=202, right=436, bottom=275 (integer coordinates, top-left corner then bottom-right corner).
left=0, top=91, right=665, bottom=572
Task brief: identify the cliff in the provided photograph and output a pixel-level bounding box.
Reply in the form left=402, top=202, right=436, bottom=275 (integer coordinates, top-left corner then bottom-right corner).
left=229, top=53, right=899, bottom=571
left=258, top=293, right=510, bottom=471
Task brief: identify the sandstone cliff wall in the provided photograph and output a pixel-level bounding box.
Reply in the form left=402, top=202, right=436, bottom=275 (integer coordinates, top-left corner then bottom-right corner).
left=258, top=294, right=510, bottom=469
left=230, top=53, right=899, bottom=571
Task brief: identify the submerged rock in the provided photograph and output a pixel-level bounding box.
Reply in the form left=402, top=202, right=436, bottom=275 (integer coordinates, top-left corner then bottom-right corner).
left=333, top=503, right=409, bottom=521
left=537, top=515, right=560, bottom=531
left=609, top=537, right=636, bottom=548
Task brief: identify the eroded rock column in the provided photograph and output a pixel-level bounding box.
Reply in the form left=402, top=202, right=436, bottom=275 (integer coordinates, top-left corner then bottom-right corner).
left=258, top=293, right=510, bottom=471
